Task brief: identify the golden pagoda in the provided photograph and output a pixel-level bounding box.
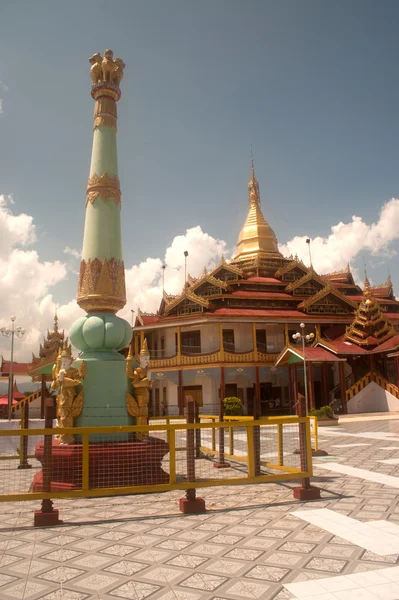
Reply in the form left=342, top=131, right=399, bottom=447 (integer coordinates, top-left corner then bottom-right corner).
left=345, top=275, right=396, bottom=347
left=232, top=157, right=284, bottom=275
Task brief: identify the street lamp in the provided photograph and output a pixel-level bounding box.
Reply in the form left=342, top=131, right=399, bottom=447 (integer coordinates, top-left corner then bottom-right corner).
left=292, top=323, right=314, bottom=415
left=0, top=316, right=26, bottom=420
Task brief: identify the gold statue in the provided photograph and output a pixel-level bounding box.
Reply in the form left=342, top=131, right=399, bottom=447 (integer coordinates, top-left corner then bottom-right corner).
left=126, top=339, right=151, bottom=441
left=89, top=53, right=103, bottom=84
left=102, top=49, right=115, bottom=82
left=112, top=58, right=125, bottom=86
left=89, top=49, right=125, bottom=88
left=51, top=340, right=86, bottom=444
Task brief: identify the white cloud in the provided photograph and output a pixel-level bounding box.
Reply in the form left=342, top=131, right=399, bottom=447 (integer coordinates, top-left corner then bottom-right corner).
left=119, top=226, right=227, bottom=322
left=2, top=193, right=399, bottom=365
left=63, top=246, right=81, bottom=260
left=279, top=198, right=399, bottom=275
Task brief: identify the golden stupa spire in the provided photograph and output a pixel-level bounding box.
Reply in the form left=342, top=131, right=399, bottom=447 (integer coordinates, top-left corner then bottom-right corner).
left=234, top=156, right=282, bottom=263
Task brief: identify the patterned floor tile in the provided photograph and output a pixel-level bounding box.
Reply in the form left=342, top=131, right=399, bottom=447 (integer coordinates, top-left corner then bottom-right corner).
left=245, top=565, right=289, bottom=582
left=40, top=549, right=83, bottom=562
left=262, top=552, right=304, bottom=567
left=7, top=559, right=50, bottom=576
left=70, top=553, right=113, bottom=568
left=1, top=580, right=50, bottom=599
left=224, top=547, right=264, bottom=560
left=73, top=572, right=120, bottom=591
left=257, top=528, right=291, bottom=539
left=0, top=554, right=24, bottom=568
left=221, top=579, right=271, bottom=598
left=104, top=559, right=151, bottom=575
left=37, top=566, right=86, bottom=583
left=131, top=548, right=171, bottom=562
left=155, top=539, right=193, bottom=550
left=319, top=544, right=357, bottom=558
left=71, top=538, right=109, bottom=551
left=188, top=543, right=227, bottom=556
left=202, top=558, right=250, bottom=576
left=153, top=590, right=203, bottom=600
left=179, top=572, right=227, bottom=591
left=45, top=535, right=80, bottom=547
left=166, top=554, right=208, bottom=568
left=241, top=537, right=277, bottom=550
left=108, top=581, right=160, bottom=598
left=140, top=566, right=188, bottom=583
left=37, top=590, right=89, bottom=600
left=305, top=556, right=347, bottom=572
left=99, top=543, right=137, bottom=557
left=0, top=574, right=18, bottom=588
left=278, top=541, right=315, bottom=553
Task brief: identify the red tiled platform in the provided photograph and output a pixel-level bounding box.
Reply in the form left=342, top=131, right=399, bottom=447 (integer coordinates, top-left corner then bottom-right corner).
left=32, top=436, right=169, bottom=491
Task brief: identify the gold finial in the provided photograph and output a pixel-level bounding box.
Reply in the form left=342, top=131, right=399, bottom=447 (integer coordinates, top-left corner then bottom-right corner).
left=140, top=338, right=150, bottom=358
left=364, top=264, right=371, bottom=296
left=126, top=344, right=134, bottom=361
left=54, top=310, right=58, bottom=333
left=89, top=49, right=125, bottom=100
left=248, top=154, right=260, bottom=205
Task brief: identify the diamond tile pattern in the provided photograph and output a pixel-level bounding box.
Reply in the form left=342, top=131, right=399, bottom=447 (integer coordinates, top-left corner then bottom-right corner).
left=4, top=419, right=399, bottom=598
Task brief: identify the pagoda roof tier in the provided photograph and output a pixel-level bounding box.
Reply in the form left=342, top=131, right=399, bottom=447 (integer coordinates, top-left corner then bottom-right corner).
left=321, top=265, right=354, bottom=283
left=316, top=339, right=369, bottom=355
left=276, top=345, right=346, bottom=366
left=345, top=278, right=396, bottom=348
left=0, top=359, right=30, bottom=378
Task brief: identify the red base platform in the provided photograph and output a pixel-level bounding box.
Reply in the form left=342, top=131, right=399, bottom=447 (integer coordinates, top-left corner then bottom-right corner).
left=179, top=497, right=206, bottom=514
left=33, top=437, right=170, bottom=492
left=293, top=485, right=321, bottom=500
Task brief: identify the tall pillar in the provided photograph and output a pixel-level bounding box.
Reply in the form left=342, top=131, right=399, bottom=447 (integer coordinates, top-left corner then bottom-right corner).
left=339, top=361, right=347, bottom=414
left=178, top=370, right=183, bottom=415
left=308, top=362, right=315, bottom=411
left=255, top=366, right=261, bottom=418
left=293, top=364, right=299, bottom=415
left=70, top=50, right=132, bottom=429
left=321, top=364, right=329, bottom=406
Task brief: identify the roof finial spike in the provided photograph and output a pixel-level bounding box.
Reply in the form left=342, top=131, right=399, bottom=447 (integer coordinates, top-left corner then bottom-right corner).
left=248, top=151, right=260, bottom=205
left=363, top=261, right=371, bottom=295
left=54, top=309, right=58, bottom=332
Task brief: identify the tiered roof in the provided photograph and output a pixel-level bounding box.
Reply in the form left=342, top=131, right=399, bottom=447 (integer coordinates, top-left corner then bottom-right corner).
left=29, top=313, right=65, bottom=378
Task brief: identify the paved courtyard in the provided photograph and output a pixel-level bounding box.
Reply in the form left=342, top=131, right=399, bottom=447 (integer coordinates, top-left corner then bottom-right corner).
left=1, top=418, right=399, bottom=599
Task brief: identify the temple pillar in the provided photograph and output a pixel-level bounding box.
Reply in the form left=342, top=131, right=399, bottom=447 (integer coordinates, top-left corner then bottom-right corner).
left=339, top=361, right=347, bottom=414
left=308, top=362, right=315, bottom=411
left=178, top=370, right=183, bottom=415
left=40, top=374, right=46, bottom=420
left=293, top=364, right=299, bottom=415
left=321, top=363, right=329, bottom=406
left=288, top=365, right=294, bottom=414
left=255, top=366, right=261, bottom=418
left=395, top=356, right=399, bottom=391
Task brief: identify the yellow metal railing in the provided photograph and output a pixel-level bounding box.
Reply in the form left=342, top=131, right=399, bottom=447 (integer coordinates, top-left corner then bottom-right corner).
left=0, top=417, right=313, bottom=503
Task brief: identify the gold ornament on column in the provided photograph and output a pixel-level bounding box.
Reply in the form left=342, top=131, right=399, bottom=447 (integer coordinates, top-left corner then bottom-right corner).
left=126, top=339, right=151, bottom=440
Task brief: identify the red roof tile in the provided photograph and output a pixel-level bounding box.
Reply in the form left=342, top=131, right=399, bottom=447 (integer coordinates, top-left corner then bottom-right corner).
left=211, top=308, right=311, bottom=318
left=245, top=277, right=284, bottom=283
left=317, top=340, right=368, bottom=355
left=0, top=361, right=30, bottom=375
left=141, top=316, right=159, bottom=325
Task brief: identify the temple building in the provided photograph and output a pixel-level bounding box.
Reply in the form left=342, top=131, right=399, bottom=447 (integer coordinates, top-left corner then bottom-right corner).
left=132, top=161, right=399, bottom=416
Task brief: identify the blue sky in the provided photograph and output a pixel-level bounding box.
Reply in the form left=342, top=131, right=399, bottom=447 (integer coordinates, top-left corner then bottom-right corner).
left=1, top=0, right=399, bottom=358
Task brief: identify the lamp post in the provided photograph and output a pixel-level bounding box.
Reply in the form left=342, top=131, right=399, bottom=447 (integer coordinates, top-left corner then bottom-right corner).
left=292, top=323, right=314, bottom=415
left=0, top=316, right=26, bottom=420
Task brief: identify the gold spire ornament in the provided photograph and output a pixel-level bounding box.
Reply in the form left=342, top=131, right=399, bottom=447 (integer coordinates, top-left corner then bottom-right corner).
left=234, top=157, right=282, bottom=264
left=51, top=340, right=86, bottom=444
left=126, top=340, right=151, bottom=440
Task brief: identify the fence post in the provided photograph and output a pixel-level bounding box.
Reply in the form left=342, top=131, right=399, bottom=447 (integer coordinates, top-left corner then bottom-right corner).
left=214, top=367, right=230, bottom=469
left=34, top=396, right=62, bottom=526
left=18, top=402, right=31, bottom=470
left=194, top=401, right=201, bottom=459
left=277, top=423, right=283, bottom=467
left=253, top=396, right=261, bottom=476
left=293, top=393, right=321, bottom=501
left=179, top=397, right=206, bottom=514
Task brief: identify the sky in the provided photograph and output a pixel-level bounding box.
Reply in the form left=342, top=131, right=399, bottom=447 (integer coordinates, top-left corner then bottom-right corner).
left=1, top=0, right=399, bottom=363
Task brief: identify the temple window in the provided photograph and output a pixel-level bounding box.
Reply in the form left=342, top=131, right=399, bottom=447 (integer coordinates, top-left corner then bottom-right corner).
left=223, top=329, right=235, bottom=352
left=181, top=330, right=201, bottom=354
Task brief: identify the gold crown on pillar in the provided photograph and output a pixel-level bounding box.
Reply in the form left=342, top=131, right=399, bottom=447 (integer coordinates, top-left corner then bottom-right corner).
left=60, top=339, right=73, bottom=360
left=89, top=49, right=125, bottom=100
left=140, top=338, right=150, bottom=358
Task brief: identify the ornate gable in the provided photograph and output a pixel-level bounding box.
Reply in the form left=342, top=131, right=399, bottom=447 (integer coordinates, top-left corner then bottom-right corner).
left=164, top=288, right=209, bottom=317
left=298, top=285, right=358, bottom=315
left=275, top=258, right=308, bottom=283
left=285, top=268, right=326, bottom=296
left=322, top=264, right=354, bottom=285
left=212, top=257, right=243, bottom=282
left=369, top=275, right=394, bottom=300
